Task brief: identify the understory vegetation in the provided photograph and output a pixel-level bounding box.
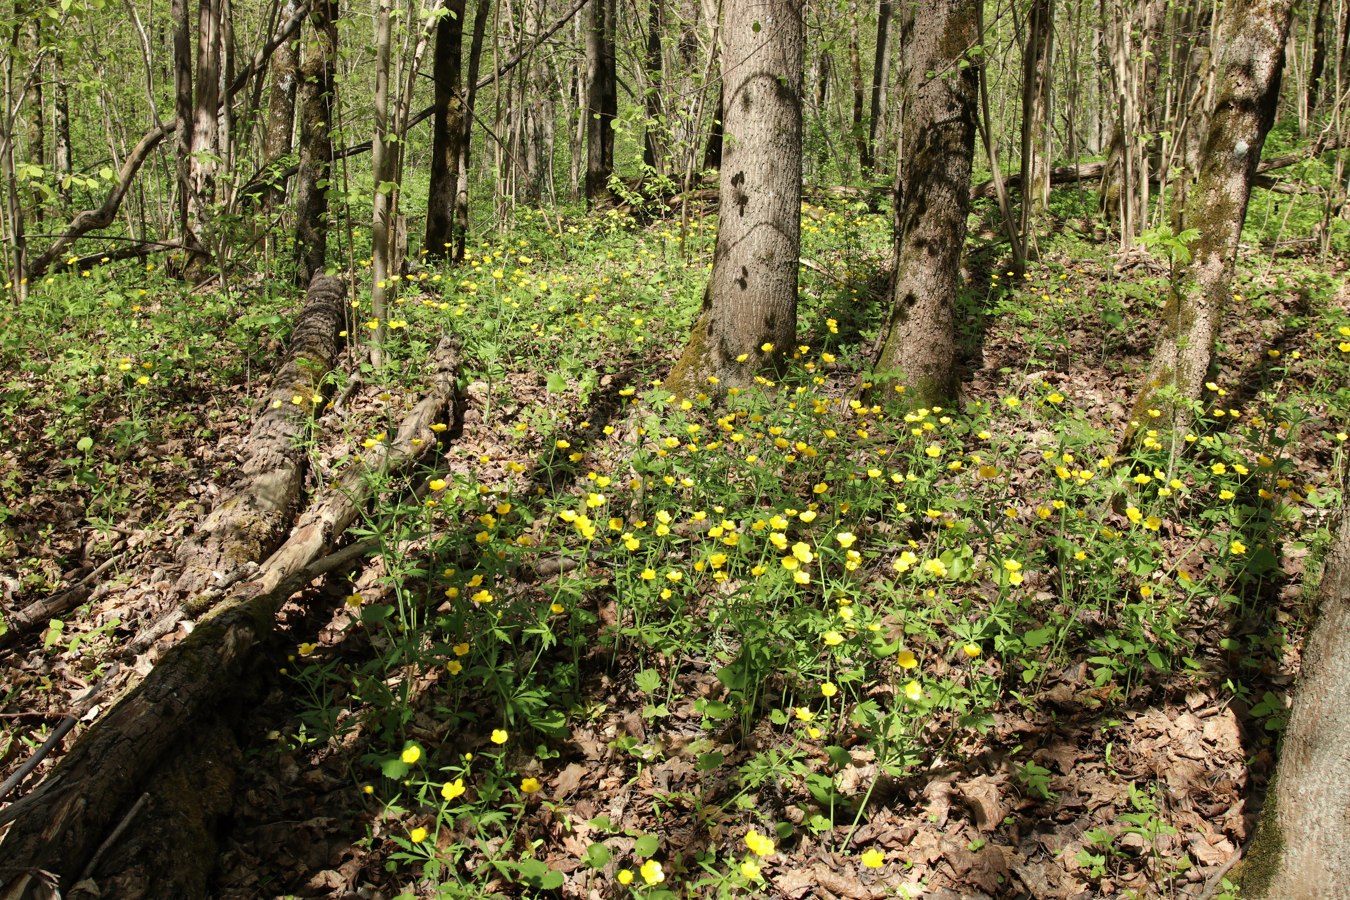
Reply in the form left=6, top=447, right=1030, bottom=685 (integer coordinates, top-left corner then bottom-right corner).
left=2, top=188, right=1349, bottom=898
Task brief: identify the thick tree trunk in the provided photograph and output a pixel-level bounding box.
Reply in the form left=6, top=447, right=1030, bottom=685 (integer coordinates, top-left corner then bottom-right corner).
left=872, top=0, right=977, bottom=408
left=663, top=0, right=802, bottom=398
left=1240, top=493, right=1350, bottom=896
left=1126, top=0, right=1296, bottom=442
left=293, top=0, right=337, bottom=285
left=0, top=340, right=461, bottom=897
left=584, top=0, right=616, bottom=203
left=172, top=0, right=194, bottom=249
left=174, top=275, right=346, bottom=598
left=425, top=0, right=467, bottom=258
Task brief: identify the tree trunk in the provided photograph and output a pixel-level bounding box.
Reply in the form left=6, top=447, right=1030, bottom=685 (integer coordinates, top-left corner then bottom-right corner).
left=52, top=46, right=71, bottom=199
left=642, top=0, right=666, bottom=174
left=185, top=0, right=224, bottom=270
left=663, top=0, right=802, bottom=398
left=864, top=0, right=891, bottom=175
left=453, top=0, right=490, bottom=262
left=1019, top=0, right=1055, bottom=235
left=872, top=0, right=977, bottom=408
left=369, top=0, right=394, bottom=362
left=584, top=0, right=616, bottom=203
left=1240, top=489, right=1350, bottom=896
left=0, top=340, right=462, bottom=897
left=293, top=0, right=338, bottom=285
left=174, top=276, right=346, bottom=598
left=1126, top=0, right=1296, bottom=442
left=260, top=0, right=300, bottom=217
left=426, top=0, right=467, bottom=258
left=1307, top=0, right=1330, bottom=117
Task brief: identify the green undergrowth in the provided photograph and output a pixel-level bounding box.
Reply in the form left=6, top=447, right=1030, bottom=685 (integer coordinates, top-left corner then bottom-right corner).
left=4, top=195, right=1349, bottom=897
left=269, top=205, right=1346, bottom=896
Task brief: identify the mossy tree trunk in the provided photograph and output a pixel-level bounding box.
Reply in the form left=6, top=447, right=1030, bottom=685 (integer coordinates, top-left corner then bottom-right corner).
left=174, top=275, right=346, bottom=598
left=663, top=0, right=803, bottom=399
left=871, top=0, right=977, bottom=409
left=0, top=340, right=461, bottom=898
left=1240, top=498, right=1350, bottom=897
left=293, top=0, right=338, bottom=285
left=1127, top=0, right=1296, bottom=443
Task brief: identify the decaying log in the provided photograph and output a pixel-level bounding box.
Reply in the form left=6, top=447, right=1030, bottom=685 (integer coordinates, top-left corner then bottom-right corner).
left=0, top=337, right=461, bottom=897
left=174, top=275, right=347, bottom=598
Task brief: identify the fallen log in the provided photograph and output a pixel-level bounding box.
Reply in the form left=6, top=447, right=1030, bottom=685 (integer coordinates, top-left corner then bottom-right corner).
left=0, top=337, right=461, bottom=897
left=0, top=552, right=125, bottom=652
left=174, top=275, right=347, bottom=598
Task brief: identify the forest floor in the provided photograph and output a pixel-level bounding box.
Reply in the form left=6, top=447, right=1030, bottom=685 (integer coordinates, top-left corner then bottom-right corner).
left=2, top=194, right=1349, bottom=900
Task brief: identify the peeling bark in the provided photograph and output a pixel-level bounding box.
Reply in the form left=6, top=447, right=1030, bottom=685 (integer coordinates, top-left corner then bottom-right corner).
left=0, top=339, right=461, bottom=897
left=174, top=275, right=346, bottom=598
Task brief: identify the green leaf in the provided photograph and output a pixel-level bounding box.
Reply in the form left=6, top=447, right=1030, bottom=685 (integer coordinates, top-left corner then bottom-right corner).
left=633, top=834, right=659, bottom=857
left=825, top=745, right=852, bottom=769
left=546, top=371, right=569, bottom=393
left=585, top=842, right=611, bottom=868
left=695, top=751, right=724, bottom=771
left=1023, top=626, right=1055, bottom=649
left=635, top=668, right=661, bottom=694
left=76, top=436, right=93, bottom=452
left=380, top=757, right=410, bottom=779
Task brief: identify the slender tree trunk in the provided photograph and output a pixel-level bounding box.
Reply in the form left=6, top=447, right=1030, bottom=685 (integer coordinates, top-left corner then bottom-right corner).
left=584, top=0, right=616, bottom=203
left=293, top=0, right=337, bottom=284
left=1126, top=0, right=1297, bottom=443
left=24, top=13, right=42, bottom=226
left=186, top=0, right=224, bottom=270
left=849, top=1, right=867, bottom=171
left=1019, top=0, right=1055, bottom=238
left=369, top=0, right=394, bottom=364
left=865, top=0, right=892, bottom=175
left=454, top=0, right=491, bottom=262
left=172, top=0, right=195, bottom=255
left=261, top=0, right=300, bottom=217
left=53, top=46, right=71, bottom=200
left=1308, top=0, right=1330, bottom=117
left=642, top=0, right=666, bottom=174
left=426, top=0, right=467, bottom=258
left=702, top=84, right=723, bottom=172
left=872, top=0, right=978, bottom=408
left=1240, top=487, right=1350, bottom=897
left=664, top=0, right=802, bottom=398
left=2, top=9, right=26, bottom=301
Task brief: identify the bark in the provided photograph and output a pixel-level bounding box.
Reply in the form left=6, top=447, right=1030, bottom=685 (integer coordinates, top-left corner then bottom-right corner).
left=293, top=0, right=337, bottom=285
left=1019, top=0, right=1055, bottom=231
left=663, top=0, right=803, bottom=398
left=369, top=0, right=393, bottom=358
left=1241, top=493, right=1350, bottom=896
left=642, top=0, right=666, bottom=173
left=174, top=275, right=346, bottom=598
left=259, top=0, right=300, bottom=215
left=184, top=0, right=224, bottom=267
left=584, top=0, right=616, bottom=203
left=52, top=47, right=71, bottom=195
left=864, top=0, right=892, bottom=174
left=1307, top=0, right=1329, bottom=117
left=0, top=339, right=461, bottom=895
left=453, top=0, right=491, bottom=262
left=425, top=0, right=468, bottom=258
left=872, top=0, right=977, bottom=408
left=1126, top=0, right=1296, bottom=442
left=702, top=84, right=724, bottom=171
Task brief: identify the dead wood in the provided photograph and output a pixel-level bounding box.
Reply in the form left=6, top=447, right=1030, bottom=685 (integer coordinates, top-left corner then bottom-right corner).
left=0, top=552, right=125, bottom=652
left=173, top=275, right=346, bottom=598
left=0, top=337, right=460, bottom=897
